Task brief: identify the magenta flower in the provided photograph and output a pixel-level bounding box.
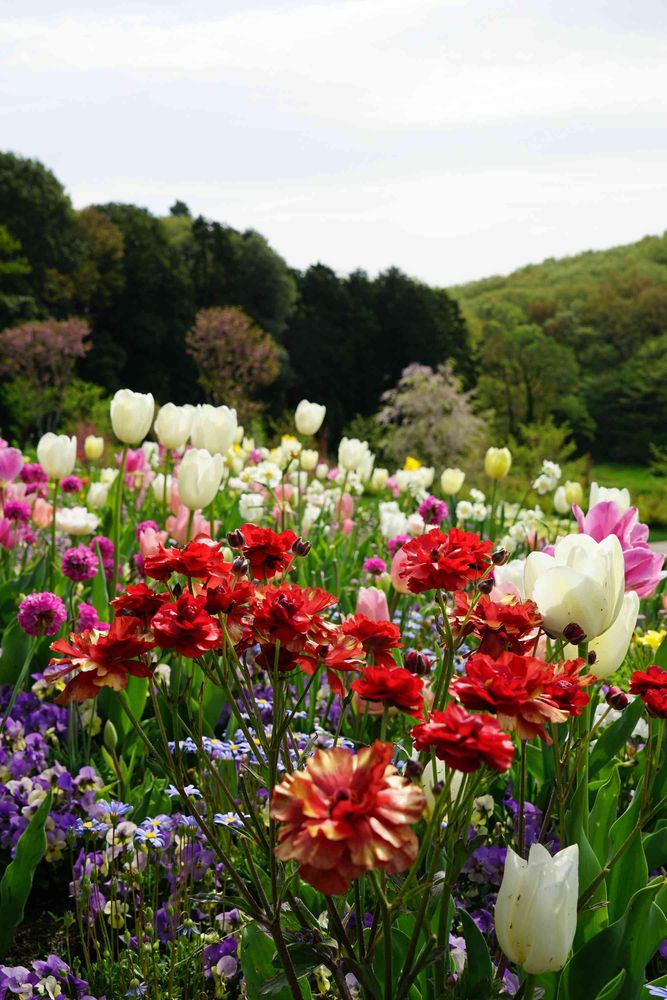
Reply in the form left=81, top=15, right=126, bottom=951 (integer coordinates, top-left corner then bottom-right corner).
left=363, top=556, right=387, bottom=576
left=61, top=475, right=83, bottom=494
left=76, top=601, right=109, bottom=632
left=18, top=592, right=67, bottom=636
left=90, top=535, right=114, bottom=561
left=388, top=533, right=410, bottom=558
left=0, top=447, right=23, bottom=485
left=19, top=463, right=48, bottom=486
left=62, top=545, right=99, bottom=582
left=418, top=495, right=448, bottom=526
left=3, top=500, right=31, bottom=523
left=0, top=517, right=17, bottom=549
left=574, top=500, right=666, bottom=598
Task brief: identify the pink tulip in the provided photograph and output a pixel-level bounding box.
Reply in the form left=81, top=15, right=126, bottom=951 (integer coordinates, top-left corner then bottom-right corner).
left=32, top=498, right=53, bottom=528
left=0, top=447, right=23, bottom=485
left=356, top=586, right=390, bottom=622
left=166, top=506, right=212, bottom=545
left=390, top=547, right=413, bottom=594
left=574, top=500, right=666, bottom=598
left=0, top=518, right=16, bottom=549
left=139, top=526, right=168, bottom=557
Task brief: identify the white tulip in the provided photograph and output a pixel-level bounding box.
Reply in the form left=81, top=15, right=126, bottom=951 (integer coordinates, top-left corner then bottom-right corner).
left=495, top=843, right=578, bottom=974
left=493, top=559, right=527, bottom=600
left=524, top=533, right=625, bottom=641
left=110, top=389, right=155, bottom=445
left=589, top=481, right=631, bottom=514
left=87, top=482, right=109, bottom=509
left=239, top=492, right=266, bottom=520
left=565, top=590, right=640, bottom=679
left=300, top=449, right=319, bottom=472
left=190, top=404, right=238, bottom=456
left=84, top=435, right=104, bottom=461
left=338, top=437, right=371, bottom=474
left=294, top=399, right=326, bottom=436
left=441, top=467, right=465, bottom=495
left=177, top=449, right=224, bottom=510
left=553, top=486, right=570, bottom=515
left=154, top=403, right=193, bottom=450
left=99, top=467, right=118, bottom=485
left=37, top=433, right=77, bottom=480
left=485, top=447, right=512, bottom=479
left=55, top=506, right=100, bottom=535
left=151, top=473, right=173, bottom=503
left=315, top=463, right=329, bottom=480
left=370, top=468, right=389, bottom=491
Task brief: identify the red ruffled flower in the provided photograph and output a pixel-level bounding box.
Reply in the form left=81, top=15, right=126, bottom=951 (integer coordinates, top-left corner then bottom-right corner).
left=411, top=702, right=515, bottom=772
left=630, top=665, right=667, bottom=718
left=398, top=528, right=492, bottom=594
left=546, top=657, right=594, bottom=717
left=451, top=651, right=570, bottom=742
left=251, top=584, right=337, bottom=652
left=342, top=614, right=402, bottom=668
left=152, top=592, right=222, bottom=658
left=271, top=741, right=426, bottom=894
left=201, top=564, right=256, bottom=645
left=299, top=632, right=366, bottom=695
left=240, top=524, right=297, bottom=579
left=46, top=616, right=154, bottom=704
left=352, top=665, right=424, bottom=717
left=144, top=534, right=226, bottom=582
left=451, top=592, right=542, bottom=658
left=111, top=583, right=170, bottom=621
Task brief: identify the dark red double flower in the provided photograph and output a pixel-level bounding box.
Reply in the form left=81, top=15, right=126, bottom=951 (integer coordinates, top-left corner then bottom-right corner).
left=152, top=592, right=222, bottom=658
left=251, top=584, right=337, bottom=652
left=112, top=582, right=170, bottom=622
left=352, top=666, right=424, bottom=717
left=144, top=533, right=227, bottom=583
left=630, top=665, right=667, bottom=718
left=342, top=614, right=402, bottom=669
left=411, top=702, right=514, bottom=773
left=451, top=592, right=542, bottom=658
left=398, top=528, right=492, bottom=594
left=299, top=632, right=365, bottom=695
left=240, top=524, right=297, bottom=579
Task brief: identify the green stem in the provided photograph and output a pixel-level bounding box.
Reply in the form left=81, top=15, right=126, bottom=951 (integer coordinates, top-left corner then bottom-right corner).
left=49, top=479, right=59, bottom=589
left=518, top=739, right=527, bottom=858
left=111, top=445, right=128, bottom=597
left=0, top=637, right=36, bottom=735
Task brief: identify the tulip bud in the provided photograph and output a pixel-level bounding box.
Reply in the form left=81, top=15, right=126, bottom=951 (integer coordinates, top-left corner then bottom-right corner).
left=300, top=449, right=319, bottom=472
left=177, top=449, right=224, bottom=510
left=294, top=399, right=326, bottom=436
left=484, top=447, right=512, bottom=480
left=316, top=463, right=329, bottom=480
left=404, top=650, right=432, bottom=676
left=103, top=719, right=118, bottom=753
left=87, top=482, right=109, bottom=509
left=495, top=843, right=578, bottom=974
left=492, top=548, right=508, bottom=565
left=404, top=759, right=424, bottom=780
left=431, top=781, right=444, bottom=797
left=606, top=686, right=629, bottom=710
left=370, top=467, right=389, bottom=491
left=292, top=537, right=311, bottom=557
left=553, top=486, right=570, bottom=515
left=478, top=576, right=494, bottom=594
left=227, top=528, right=245, bottom=548
left=190, top=404, right=238, bottom=456
left=440, top=467, right=465, bottom=495
left=37, top=433, right=77, bottom=480
left=564, top=480, right=583, bottom=507
left=110, top=389, right=155, bottom=445
left=154, top=402, right=193, bottom=450
left=232, top=555, right=250, bottom=576
left=563, top=622, right=587, bottom=645
left=587, top=650, right=597, bottom=665
left=84, top=435, right=104, bottom=461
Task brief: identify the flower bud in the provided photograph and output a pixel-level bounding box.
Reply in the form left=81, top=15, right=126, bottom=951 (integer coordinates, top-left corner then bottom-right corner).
left=177, top=449, right=224, bottom=510
left=564, top=480, right=583, bottom=507
left=478, top=576, right=494, bottom=594
left=110, top=389, right=155, bottom=445
left=103, top=719, right=118, bottom=753
left=300, top=449, right=319, bottom=472
left=370, top=467, right=389, bottom=491
left=84, top=435, right=104, bottom=461
left=563, top=622, right=587, bottom=645
left=587, top=650, right=597, bottom=665
left=232, top=555, right=250, bottom=576
left=292, top=537, right=311, bottom=557
left=484, top=447, right=512, bottom=480
left=227, top=528, right=244, bottom=548
left=404, top=759, right=424, bottom=780
left=440, top=467, right=465, bottom=495
left=294, top=399, right=326, bottom=436
left=37, top=433, right=77, bottom=481
left=492, top=548, right=509, bottom=565
left=606, top=686, right=629, bottom=710
left=404, top=649, right=433, bottom=676
left=154, top=402, right=193, bottom=450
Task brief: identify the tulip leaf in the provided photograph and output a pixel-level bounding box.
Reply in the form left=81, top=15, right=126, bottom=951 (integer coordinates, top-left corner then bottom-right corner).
left=589, top=696, right=644, bottom=779
left=90, top=547, right=109, bottom=621
left=606, top=787, right=647, bottom=923
left=653, top=635, right=667, bottom=669
left=592, top=969, right=625, bottom=1000
left=574, top=829, right=608, bottom=948
left=0, top=790, right=52, bottom=958
left=458, top=908, right=493, bottom=994
left=558, top=882, right=667, bottom=1000
left=0, top=617, right=32, bottom=685
left=589, top=766, right=620, bottom=865
left=643, top=827, right=667, bottom=872
left=241, top=924, right=310, bottom=1000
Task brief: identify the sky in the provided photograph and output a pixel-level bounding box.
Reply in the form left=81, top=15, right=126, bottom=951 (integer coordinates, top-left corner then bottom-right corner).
left=1, top=0, right=667, bottom=285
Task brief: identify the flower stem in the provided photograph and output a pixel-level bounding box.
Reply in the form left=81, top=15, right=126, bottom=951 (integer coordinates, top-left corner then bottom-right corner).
left=111, top=445, right=128, bottom=598
left=49, top=479, right=59, bottom=589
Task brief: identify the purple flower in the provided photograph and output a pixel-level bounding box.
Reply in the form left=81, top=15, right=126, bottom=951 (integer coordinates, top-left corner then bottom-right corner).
left=0, top=447, right=23, bottom=484
left=136, top=520, right=160, bottom=541
left=418, top=494, right=448, bottom=526
left=3, top=501, right=30, bottom=524
left=89, top=535, right=114, bottom=561
left=388, top=533, right=409, bottom=558
left=19, top=463, right=48, bottom=486
left=76, top=602, right=100, bottom=632
left=17, top=592, right=66, bottom=637
left=574, top=500, right=666, bottom=598
left=61, top=475, right=83, bottom=494
left=363, top=556, right=387, bottom=576
left=62, top=545, right=98, bottom=582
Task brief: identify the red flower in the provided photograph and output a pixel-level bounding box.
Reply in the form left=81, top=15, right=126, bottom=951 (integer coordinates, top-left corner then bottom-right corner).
left=145, top=534, right=226, bottom=582
left=152, top=592, right=221, bottom=658
left=352, top=666, right=424, bottom=717
left=111, top=583, right=170, bottom=621
left=630, top=665, right=667, bottom=718
left=251, top=584, right=337, bottom=652
left=240, top=523, right=297, bottom=579
left=411, top=703, right=515, bottom=773
left=451, top=651, right=568, bottom=742
left=451, top=592, right=542, bottom=658
left=201, top=564, right=256, bottom=645
left=46, top=617, right=154, bottom=704
left=398, top=528, right=492, bottom=594
left=342, top=614, right=402, bottom=668
left=546, top=658, right=594, bottom=717
left=271, top=741, right=426, bottom=894
left=299, top=632, right=366, bottom=695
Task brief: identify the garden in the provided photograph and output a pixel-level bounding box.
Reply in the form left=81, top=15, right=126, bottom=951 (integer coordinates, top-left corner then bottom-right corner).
left=0, top=389, right=665, bottom=999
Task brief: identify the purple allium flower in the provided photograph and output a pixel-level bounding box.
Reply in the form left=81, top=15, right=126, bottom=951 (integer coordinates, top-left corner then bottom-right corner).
left=17, top=592, right=67, bottom=637
left=62, top=545, right=98, bottom=582
left=60, top=475, right=83, bottom=494
left=76, top=602, right=100, bottom=632
left=363, top=556, right=387, bottom=576
left=418, top=494, right=448, bottom=526
left=388, top=533, right=410, bottom=558
left=19, top=463, right=48, bottom=486
left=3, top=501, right=30, bottom=524
left=89, top=535, right=114, bottom=561
left=136, top=520, right=160, bottom=541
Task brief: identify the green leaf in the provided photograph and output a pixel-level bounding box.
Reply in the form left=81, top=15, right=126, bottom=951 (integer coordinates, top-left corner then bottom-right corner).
left=0, top=617, right=32, bottom=686
left=589, top=697, right=644, bottom=779
left=0, top=791, right=52, bottom=958
left=654, top=635, right=667, bottom=669
left=573, top=829, right=608, bottom=947
left=240, top=924, right=312, bottom=1000
left=90, top=548, right=109, bottom=621
left=593, top=970, right=625, bottom=1000
left=606, top=788, right=647, bottom=923
left=589, top=767, right=620, bottom=865
left=458, top=908, right=493, bottom=994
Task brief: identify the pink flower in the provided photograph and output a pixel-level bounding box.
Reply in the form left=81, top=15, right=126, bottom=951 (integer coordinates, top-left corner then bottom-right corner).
left=390, top=547, right=413, bottom=594
left=574, top=501, right=666, bottom=598
left=356, top=587, right=390, bottom=622
left=139, top=525, right=168, bottom=558
left=32, top=498, right=53, bottom=528
left=0, top=518, right=17, bottom=549
left=18, top=592, right=67, bottom=636
left=166, top=506, right=212, bottom=545
left=0, top=447, right=23, bottom=485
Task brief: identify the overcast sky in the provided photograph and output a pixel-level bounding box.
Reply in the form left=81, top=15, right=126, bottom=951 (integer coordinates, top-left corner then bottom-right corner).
left=2, top=0, right=666, bottom=285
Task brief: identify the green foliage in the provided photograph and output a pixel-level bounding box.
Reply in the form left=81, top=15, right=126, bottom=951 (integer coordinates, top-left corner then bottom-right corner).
left=0, top=790, right=52, bottom=958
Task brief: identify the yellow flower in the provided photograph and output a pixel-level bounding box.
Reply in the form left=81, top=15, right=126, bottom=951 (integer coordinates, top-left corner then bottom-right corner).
left=404, top=455, right=422, bottom=471
left=635, top=629, right=666, bottom=651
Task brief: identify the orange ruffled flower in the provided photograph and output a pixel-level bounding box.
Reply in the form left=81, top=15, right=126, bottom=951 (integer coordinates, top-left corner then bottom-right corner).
left=270, top=741, right=425, bottom=894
